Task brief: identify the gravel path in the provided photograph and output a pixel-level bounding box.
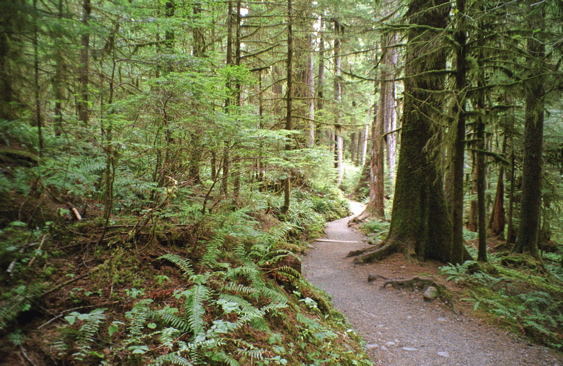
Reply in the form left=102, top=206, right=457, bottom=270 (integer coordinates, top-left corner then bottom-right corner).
left=302, top=202, right=562, bottom=366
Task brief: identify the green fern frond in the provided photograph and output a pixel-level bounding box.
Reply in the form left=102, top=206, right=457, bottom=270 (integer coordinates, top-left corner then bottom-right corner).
left=274, top=265, right=302, bottom=281
left=522, top=319, right=557, bottom=337
left=256, top=286, right=289, bottom=306
left=158, top=254, right=195, bottom=277
left=218, top=293, right=263, bottom=319
left=154, top=311, right=191, bottom=332
left=212, top=351, right=240, bottom=366
left=125, top=299, right=153, bottom=344
left=154, top=353, right=193, bottom=366
left=261, top=222, right=296, bottom=245
left=201, top=239, right=222, bottom=268
left=261, top=301, right=289, bottom=314
left=237, top=348, right=264, bottom=360
left=71, top=308, right=107, bottom=361
left=182, top=285, right=211, bottom=336
left=225, top=264, right=265, bottom=287
left=221, top=282, right=257, bottom=295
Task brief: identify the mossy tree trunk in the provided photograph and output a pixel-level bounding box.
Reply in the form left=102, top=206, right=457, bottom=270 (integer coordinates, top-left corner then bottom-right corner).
left=513, top=0, right=546, bottom=259
left=448, top=0, right=469, bottom=265
left=355, top=0, right=460, bottom=264
left=77, top=0, right=91, bottom=126
left=281, top=0, right=294, bottom=215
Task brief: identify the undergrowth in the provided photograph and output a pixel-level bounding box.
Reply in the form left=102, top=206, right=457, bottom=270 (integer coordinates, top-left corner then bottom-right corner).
left=0, top=186, right=371, bottom=365
left=440, top=257, right=563, bottom=350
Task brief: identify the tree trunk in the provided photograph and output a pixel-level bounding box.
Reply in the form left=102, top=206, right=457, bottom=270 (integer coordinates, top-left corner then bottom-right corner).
left=354, top=0, right=456, bottom=264
left=307, top=34, right=316, bottom=147
left=334, top=19, right=344, bottom=188
left=506, top=144, right=516, bottom=244
left=0, top=2, right=17, bottom=121
left=488, top=135, right=507, bottom=238
left=474, top=31, right=487, bottom=262
left=53, top=0, right=65, bottom=137
left=360, top=114, right=369, bottom=166
left=448, top=0, right=468, bottom=265
left=350, top=132, right=357, bottom=164
left=281, top=0, right=294, bottom=215
left=33, top=0, right=43, bottom=157
left=192, top=2, right=205, bottom=57
left=317, top=17, right=325, bottom=137
left=77, top=0, right=91, bottom=126
left=367, top=97, right=385, bottom=218
left=514, top=2, right=546, bottom=259
left=383, top=33, right=398, bottom=182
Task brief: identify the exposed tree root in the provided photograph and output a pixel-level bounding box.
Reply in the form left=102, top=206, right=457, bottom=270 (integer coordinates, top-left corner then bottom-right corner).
left=379, top=276, right=444, bottom=292
left=348, top=240, right=398, bottom=264
left=347, top=210, right=370, bottom=227
left=370, top=275, right=452, bottom=304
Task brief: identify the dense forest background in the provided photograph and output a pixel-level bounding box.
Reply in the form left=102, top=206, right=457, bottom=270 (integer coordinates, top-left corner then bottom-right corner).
left=0, top=0, right=562, bottom=364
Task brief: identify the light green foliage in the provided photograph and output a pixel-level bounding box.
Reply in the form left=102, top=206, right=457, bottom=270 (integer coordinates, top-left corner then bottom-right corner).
left=340, top=160, right=363, bottom=195
left=54, top=308, right=107, bottom=361
left=158, top=254, right=195, bottom=277
left=441, top=261, right=563, bottom=349
left=360, top=219, right=390, bottom=244
left=176, top=284, right=211, bottom=336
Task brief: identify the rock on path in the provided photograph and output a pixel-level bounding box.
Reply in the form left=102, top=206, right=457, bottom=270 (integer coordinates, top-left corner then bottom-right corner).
left=302, top=202, right=562, bottom=366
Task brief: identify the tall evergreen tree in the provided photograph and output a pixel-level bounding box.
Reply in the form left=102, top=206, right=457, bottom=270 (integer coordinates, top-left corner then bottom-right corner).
left=354, top=0, right=462, bottom=263
left=513, top=0, right=548, bottom=258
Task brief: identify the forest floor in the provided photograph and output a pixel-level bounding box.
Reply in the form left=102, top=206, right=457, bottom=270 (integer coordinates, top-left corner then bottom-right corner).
left=302, top=201, right=563, bottom=366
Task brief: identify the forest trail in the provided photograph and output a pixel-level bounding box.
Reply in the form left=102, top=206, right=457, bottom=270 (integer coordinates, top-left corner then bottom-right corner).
left=302, top=202, right=562, bottom=366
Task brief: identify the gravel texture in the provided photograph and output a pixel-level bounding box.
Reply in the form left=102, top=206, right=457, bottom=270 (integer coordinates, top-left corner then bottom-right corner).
left=302, top=202, right=563, bottom=366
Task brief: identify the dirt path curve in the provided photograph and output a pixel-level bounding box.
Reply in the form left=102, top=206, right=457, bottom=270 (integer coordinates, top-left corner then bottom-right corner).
left=302, top=201, right=562, bottom=366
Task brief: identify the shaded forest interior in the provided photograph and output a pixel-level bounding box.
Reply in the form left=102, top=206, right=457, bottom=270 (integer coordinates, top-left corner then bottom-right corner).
left=0, top=0, right=562, bottom=364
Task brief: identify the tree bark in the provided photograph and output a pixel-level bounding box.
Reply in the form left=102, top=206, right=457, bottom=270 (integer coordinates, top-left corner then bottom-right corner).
left=383, top=33, right=398, bottom=182
left=33, top=0, right=43, bottom=157
left=307, top=34, right=316, bottom=147
left=334, top=19, right=344, bottom=188
left=281, top=0, right=294, bottom=215
left=53, top=0, right=65, bottom=137
left=354, top=0, right=456, bottom=264
left=514, top=1, right=546, bottom=258
left=488, top=135, right=507, bottom=238
left=448, top=0, right=469, bottom=265
left=77, top=0, right=91, bottom=126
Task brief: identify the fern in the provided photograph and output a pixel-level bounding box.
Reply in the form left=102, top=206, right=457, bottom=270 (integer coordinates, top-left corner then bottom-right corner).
left=274, top=265, right=302, bottom=282
left=212, top=351, right=240, bottom=366
left=176, top=285, right=211, bottom=336
left=200, top=239, right=222, bottom=268
left=221, top=282, right=257, bottom=295
left=154, top=353, right=193, bottom=366
left=125, top=299, right=153, bottom=345
left=225, top=264, right=264, bottom=287
left=218, top=293, right=264, bottom=319
left=67, top=308, right=106, bottom=361
left=234, top=339, right=265, bottom=361
left=155, top=310, right=191, bottom=333
left=158, top=254, right=194, bottom=277
left=261, top=222, right=296, bottom=246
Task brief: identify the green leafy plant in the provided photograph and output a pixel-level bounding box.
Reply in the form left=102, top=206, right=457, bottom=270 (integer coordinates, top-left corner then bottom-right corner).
left=360, top=219, right=390, bottom=244
left=55, top=308, right=107, bottom=361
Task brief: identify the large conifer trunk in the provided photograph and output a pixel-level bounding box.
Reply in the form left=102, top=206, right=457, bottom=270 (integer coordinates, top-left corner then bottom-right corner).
left=354, top=0, right=457, bottom=264
left=514, top=2, right=546, bottom=257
